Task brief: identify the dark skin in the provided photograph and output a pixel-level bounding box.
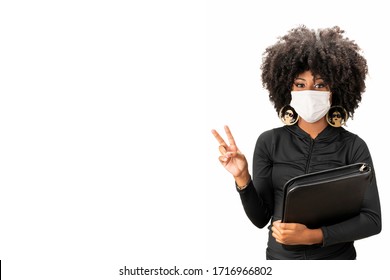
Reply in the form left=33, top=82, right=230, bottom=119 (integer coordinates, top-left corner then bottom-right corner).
left=212, top=70, right=327, bottom=246
left=261, top=26, right=367, bottom=117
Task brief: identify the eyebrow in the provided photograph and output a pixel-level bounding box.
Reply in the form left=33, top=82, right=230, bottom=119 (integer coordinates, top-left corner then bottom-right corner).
left=294, top=77, right=324, bottom=82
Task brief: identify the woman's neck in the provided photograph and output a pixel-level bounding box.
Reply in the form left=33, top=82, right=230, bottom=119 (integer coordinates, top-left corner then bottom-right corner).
left=298, top=117, right=328, bottom=139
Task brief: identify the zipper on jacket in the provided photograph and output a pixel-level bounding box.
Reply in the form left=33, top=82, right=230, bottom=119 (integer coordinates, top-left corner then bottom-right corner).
left=304, top=138, right=315, bottom=173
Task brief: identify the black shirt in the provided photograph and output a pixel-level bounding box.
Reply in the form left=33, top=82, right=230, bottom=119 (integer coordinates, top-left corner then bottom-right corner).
left=238, top=124, right=381, bottom=259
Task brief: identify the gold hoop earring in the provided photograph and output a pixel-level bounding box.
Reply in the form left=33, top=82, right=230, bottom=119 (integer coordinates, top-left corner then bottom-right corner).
left=326, top=106, right=348, bottom=127
left=279, top=105, right=299, bottom=126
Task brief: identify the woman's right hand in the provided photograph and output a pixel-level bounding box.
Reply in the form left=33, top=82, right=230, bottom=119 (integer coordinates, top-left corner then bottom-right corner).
left=211, top=125, right=250, bottom=186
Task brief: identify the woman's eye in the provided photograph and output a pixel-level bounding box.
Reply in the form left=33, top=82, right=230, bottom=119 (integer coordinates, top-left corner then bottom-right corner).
left=294, top=83, right=305, bottom=88
left=314, top=83, right=327, bottom=88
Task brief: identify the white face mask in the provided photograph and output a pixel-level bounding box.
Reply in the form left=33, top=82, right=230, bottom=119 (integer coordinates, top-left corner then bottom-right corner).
left=290, top=90, right=331, bottom=123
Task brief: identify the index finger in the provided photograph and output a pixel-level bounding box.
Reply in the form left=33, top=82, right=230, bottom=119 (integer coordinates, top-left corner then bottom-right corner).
left=211, top=129, right=227, bottom=147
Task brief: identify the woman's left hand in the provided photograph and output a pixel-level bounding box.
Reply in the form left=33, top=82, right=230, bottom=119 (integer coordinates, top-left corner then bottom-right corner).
left=271, top=220, right=323, bottom=245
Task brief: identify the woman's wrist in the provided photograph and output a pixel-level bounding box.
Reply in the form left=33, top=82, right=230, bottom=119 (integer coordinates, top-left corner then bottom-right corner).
left=234, top=171, right=251, bottom=189
left=306, top=228, right=324, bottom=245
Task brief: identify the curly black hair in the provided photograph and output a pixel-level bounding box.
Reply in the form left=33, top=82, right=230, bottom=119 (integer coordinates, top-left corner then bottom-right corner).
left=260, top=26, right=368, bottom=117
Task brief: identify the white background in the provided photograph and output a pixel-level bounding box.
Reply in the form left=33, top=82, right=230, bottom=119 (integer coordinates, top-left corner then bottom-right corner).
left=0, top=0, right=388, bottom=279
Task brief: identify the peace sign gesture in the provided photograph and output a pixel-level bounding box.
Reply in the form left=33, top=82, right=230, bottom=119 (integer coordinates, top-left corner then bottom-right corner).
left=211, top=125, right=250, bottom=187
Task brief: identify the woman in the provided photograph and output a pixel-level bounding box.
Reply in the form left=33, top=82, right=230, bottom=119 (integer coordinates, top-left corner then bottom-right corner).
left=211, top=26, right=381, bottom=260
